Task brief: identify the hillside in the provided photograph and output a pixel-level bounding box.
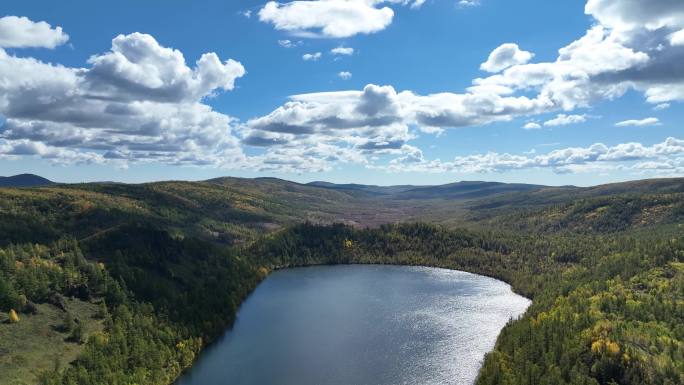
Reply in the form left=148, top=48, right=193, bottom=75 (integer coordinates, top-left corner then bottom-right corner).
left=0, top=176, right=682, bottom=385
left=0, top=174, right=55, bottom=187
left=306, top=180, right=547, bottom=200
left=392, top=180, right=547, bottom=200
left=306, top=181, right=424, bottom=196
left=1, top=176, right=682, bottom=245
left=456, top=178, right=684, bottom=233
left=470, top=177, right=684, bottom=211
left=0, top=177, right=381, bottom=246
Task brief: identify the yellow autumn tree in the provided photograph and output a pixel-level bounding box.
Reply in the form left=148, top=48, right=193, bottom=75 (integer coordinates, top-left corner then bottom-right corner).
left=257, top=266, right=269, bottom=279
left=9, top=309, right=20, bottom=323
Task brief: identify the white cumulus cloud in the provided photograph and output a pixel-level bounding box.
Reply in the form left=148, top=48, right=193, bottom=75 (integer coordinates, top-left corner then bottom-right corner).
left=543, top=114, right=587, bottom=127
left=6, top=2, right=684, bottom=175
left=480, top=43, right=534, bottom=73
left=0, top=16, right=69, bottom=49
left=302, top=52, right=322, bottom=61
left=239, top=0, right=684, bottom=173
left=258, top=1, right=394, bottom=38
left=381, top=137, right=684, bottom=175
left=331, top=46, right=354, bottom=55
left=615, top=117, right=661, bottom=127
left=0, top=26, right=247, bottom=167
left=670, top=29, right=684, bottom=46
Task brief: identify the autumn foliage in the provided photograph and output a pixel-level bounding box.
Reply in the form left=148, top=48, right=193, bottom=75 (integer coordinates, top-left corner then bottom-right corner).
left=8, top=309, right=19, bottom=323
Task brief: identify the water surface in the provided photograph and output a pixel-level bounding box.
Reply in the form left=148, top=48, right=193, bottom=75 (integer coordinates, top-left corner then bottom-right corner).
left=177, top=265, right=530, bottom=385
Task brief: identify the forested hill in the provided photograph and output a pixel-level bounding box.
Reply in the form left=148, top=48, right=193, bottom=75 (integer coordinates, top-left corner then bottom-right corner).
left=0, top=176, right=682, bottom=385
left=0, top=174, right=55, bottom=187
left=307, top=180, right=548, bottom=199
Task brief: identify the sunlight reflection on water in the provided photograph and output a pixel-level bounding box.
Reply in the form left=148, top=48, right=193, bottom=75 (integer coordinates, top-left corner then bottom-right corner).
left=177, top=265, right=530, bottom=385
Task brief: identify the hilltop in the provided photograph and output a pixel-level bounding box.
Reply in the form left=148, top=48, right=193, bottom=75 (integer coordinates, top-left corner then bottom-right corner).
left=0, top=173, right=55, bottom=187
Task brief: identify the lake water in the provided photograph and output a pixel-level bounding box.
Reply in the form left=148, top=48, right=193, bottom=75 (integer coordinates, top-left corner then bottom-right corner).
left=176, top=265, right=530, bottom=385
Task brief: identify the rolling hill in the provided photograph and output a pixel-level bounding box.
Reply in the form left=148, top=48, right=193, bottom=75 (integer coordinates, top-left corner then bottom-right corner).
left=391, top=180, right=549, bottom=200
left=306, top=181, right=423, bottom=196
left=0, top=173, right=55, bottom=187
left=306, top=180, right=548, bottom=199
left=0, top=175, right=682, bottom=385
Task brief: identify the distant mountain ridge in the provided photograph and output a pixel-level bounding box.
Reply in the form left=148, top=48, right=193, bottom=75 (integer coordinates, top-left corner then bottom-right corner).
left=307, top=180, right=550, bottom=200
left=0, top=174, right=55, bottom=187
left=2, top=173, right=681, bottom=206
left=306, top=181, right=423, bottom=196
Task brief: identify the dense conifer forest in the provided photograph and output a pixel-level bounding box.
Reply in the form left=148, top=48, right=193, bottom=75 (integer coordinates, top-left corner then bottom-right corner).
left=0, top=177, right=682, bottom=385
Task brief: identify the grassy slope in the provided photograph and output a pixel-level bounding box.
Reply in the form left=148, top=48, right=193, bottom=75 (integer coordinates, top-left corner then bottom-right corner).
left=0, top=300, right=103, bottom=385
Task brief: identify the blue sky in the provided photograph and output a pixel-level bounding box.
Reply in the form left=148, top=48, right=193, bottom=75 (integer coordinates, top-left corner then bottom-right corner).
left=0, top=0, right=682, bottom=186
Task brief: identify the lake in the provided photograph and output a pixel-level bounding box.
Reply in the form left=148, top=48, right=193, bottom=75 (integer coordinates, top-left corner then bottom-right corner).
left=176, top=265, right=530, bottom=385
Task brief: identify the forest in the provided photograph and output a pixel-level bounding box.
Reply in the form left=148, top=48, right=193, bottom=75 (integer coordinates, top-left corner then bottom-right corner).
left=0, top=178, right=682, bottom=385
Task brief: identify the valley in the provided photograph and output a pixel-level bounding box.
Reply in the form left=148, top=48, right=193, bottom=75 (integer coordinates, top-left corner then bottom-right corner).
left=0, top=176, right=682, bottom=385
